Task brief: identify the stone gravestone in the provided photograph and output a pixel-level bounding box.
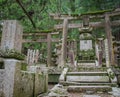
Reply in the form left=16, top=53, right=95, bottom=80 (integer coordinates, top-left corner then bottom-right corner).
left=79, top=33, right=92, bottom=51
left=80, top=40, right=92, bottom=51
left=0, top=20, right=23, bottom=97
left=104, top=39, right=110, bottom=67
left=1, top=20, right=23, bottom=52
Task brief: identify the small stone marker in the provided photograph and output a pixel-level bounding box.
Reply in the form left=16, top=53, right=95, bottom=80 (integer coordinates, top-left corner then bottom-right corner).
left=83, top=95, right=101, bottom=97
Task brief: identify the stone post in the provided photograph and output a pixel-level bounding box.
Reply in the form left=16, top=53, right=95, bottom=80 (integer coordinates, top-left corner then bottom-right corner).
left=104, top=39, right=110, bottom=67
left=60, top=19, right=68, bottom=67
left=1, top=20, right=23, bottom=52
left=95, top=42, right=99, bottom=66
left=3, top=59, right=21, bottom=97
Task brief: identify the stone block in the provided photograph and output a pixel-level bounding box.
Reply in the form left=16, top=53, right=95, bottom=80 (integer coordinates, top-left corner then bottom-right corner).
left=66, top=75, right=110, bottom=83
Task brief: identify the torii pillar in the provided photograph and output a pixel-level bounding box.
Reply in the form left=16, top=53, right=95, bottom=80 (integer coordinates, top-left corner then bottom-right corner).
left=60, top=19, right=68, bottom=68
left=47, top=33, right=52, bottom=67
left=105, top=13, right=114, bottom=66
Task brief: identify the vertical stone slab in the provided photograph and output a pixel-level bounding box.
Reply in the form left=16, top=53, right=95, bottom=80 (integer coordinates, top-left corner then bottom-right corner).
left=60, top=19, right=68, bottom=67
left=3, top=59, right=21, bottom=97
left=95, top=42, right=99, bottom=66
left=104, top=39, right=110, bottom=67
left=80, top=40, right=92, bottom=51
left=1, top=20, right=23, bottom=52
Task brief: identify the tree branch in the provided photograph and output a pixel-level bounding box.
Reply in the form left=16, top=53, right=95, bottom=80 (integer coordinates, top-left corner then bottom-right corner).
left=16, top=0, right=36, bottom=28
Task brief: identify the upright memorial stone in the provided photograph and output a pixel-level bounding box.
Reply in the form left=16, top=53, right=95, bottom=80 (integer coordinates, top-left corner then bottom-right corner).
left=104, top=39, right=110, bottom=67
left=1, top=20, right=23, bottom=97
left=1, top=20, right=23, bottom=52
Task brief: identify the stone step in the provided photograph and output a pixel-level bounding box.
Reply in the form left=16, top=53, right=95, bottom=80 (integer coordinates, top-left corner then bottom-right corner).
left=67, top=85, right=112, bottom=93
left=60, top=81, right=117, bottom=87
left=69, top=67, right=107, bottom=72
left=67, top=72, right=108, bottom=76
left=66, top=75, right=110, bottom=83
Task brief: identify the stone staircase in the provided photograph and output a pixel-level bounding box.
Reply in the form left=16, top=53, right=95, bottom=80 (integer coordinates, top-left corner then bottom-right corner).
left=59, top=67, right=117, bottom=93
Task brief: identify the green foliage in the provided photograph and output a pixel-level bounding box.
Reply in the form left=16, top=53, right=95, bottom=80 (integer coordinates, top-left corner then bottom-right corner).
left=0, top=0, right=120, bottom=31
left=0, top=0, right=120, bottom=51
left=0, top=49, right=25, bottom=60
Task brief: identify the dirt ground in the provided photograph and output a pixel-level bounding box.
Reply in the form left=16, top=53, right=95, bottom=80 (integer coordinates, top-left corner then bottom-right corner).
left=48, top=84, right=115, bottom=97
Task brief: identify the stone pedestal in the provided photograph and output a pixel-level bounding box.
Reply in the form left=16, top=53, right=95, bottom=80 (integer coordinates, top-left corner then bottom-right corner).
left=1, top=20, right=23, bottom=52
left=3, top=59, right=21, bottom=97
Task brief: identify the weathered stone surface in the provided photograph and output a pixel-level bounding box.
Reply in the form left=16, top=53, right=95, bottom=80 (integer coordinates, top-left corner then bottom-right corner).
left=78, top=63, right=95, bottom=67
left=67, top=86, right=112, bottom=93
left=0, top=69, right=4, bottom=92
left=66, top=75, right=110, bottom=83
left=61, top=81, right=117, bottom=86
left=59, top=68, right=68, bottom=82
left=112, top=87, right=120, bottom=97
left=48, top=84, right=68, bottom=97
left=83, top=95, right=101, bottom=97
left=35, top=72, right=48, bottom=95
left=80, top=40, right=92, bottom=51
left=19, top=71, right=34, bottom=97
left=20, top=70, right=48, bottom=97
left=1, top=20, right=23, bottom=52
left=2, top=59, right=48, bottom=97
left=104, top=39, right=110, bottom=67
left=3, top=59, right=21, bottom=97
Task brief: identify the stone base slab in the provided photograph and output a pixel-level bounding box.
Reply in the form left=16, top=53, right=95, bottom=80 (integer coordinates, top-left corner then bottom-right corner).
left=67, top=85, right=112, bottom=93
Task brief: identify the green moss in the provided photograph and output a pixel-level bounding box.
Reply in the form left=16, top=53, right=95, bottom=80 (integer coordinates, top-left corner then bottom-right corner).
left=21, top=63, right=27, bottom=71
left=0, top=49, right=25, bottom=60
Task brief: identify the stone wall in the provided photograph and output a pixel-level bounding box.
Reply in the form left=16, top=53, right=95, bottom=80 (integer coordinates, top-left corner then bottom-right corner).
left=19, top=71, right=47, bottom=97
left=0, top=59, right=48, bottom=97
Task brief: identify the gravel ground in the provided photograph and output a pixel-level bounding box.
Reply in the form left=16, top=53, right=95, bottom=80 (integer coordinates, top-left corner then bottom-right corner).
left=68, top=93, right=114, bottom=97
left=48, top=84, right=120, bottom=97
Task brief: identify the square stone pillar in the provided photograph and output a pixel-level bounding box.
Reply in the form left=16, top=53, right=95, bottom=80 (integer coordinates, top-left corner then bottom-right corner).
left=1, top=20, right=23, bottom=52
left=3, top=59, right=21, bottom=97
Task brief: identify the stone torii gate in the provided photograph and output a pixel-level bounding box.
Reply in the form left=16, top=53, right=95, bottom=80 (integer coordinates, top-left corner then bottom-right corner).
left=23, top=31, right=60, bottom=67
left=50, top=8, right=120, bottom=67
